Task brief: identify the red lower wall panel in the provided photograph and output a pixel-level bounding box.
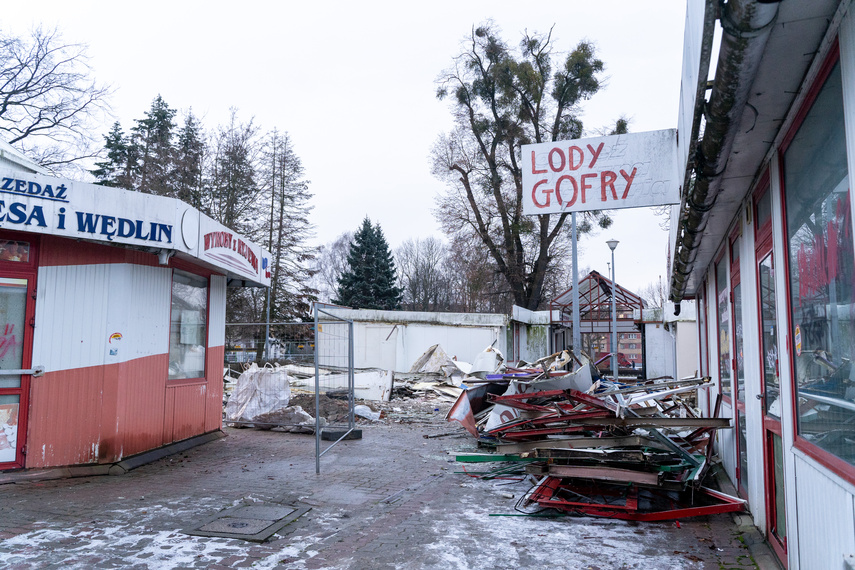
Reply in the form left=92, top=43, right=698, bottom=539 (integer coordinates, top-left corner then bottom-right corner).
left=27, top=367, right=106, bottom=468
left=168, top=383, right=207, bottom=442
left=26, top=354, right=178, bottom=468
left=115, top=355, right=169, bottom=459
left=205, top=346, right=225, bottom=433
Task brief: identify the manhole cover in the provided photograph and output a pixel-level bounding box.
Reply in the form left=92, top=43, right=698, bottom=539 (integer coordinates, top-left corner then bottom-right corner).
left=185, top=503, right=310, bottom=542
left=199, top=517, right=275, bottom=534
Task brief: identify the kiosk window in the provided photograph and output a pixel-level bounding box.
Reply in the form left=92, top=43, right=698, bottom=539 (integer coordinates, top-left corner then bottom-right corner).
left=168, top=271, right=207, bottom=380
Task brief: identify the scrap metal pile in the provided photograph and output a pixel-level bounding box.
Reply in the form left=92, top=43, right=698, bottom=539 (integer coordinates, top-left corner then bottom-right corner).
left=447, top=351, right=744, bottom=521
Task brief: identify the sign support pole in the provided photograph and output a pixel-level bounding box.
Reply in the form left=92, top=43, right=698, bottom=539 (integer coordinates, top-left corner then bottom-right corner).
left=571, top=213, right=581, bottom=355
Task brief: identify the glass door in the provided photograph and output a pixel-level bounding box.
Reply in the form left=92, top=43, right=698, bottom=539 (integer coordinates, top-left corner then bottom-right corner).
left=0, top=236, right=37, bottom=470
left=0, top=277, right=33, bottom=469
left=755, top=181, right=786, bottom=563
left=730, top=232, right=749, bottom=498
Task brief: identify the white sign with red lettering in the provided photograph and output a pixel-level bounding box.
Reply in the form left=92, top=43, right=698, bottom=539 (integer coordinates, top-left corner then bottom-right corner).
left=522, top=129, right=680, bottom=215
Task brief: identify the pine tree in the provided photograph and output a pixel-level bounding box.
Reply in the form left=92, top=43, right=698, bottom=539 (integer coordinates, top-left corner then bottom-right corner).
left=91, top=121, right=131, bottom=188
left=334, top=218, right=403, bottom=310
left=173, top=110, right=205, bottom=208
left=133, top=94, right=177, bottom=196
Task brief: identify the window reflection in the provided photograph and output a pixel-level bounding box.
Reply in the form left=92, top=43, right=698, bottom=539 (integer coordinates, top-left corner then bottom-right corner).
left=716, top=260, right=731, bottom=397
left=784, top=61, right=855, bottom=465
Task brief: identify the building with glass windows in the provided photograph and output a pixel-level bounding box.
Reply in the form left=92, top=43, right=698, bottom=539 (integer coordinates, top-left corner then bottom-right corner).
left=0, top=147, right=270, bottom=473
left=669, top=1, right=855, bottom=566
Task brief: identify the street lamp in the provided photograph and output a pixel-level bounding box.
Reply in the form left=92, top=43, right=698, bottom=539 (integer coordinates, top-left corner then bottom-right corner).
left=606, top=239, right=619, bottom=380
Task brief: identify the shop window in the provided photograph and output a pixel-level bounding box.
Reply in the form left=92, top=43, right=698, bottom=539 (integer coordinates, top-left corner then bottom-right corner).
left=783, top=60, right=855, bottom=466
left=731, top=234, right=745, bottom=402
left=756, top=188, right=772, bottom=232
left=716, top=258, right=731, bottom=398
left=168, top=270, right=208, bottom=380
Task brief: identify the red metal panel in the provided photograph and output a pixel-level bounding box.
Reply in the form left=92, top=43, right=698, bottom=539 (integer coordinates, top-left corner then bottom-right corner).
left=114, top=354, right=169, bottom=459
left=98, top=363, right=120, bottom=463
left=25, top=354, right=171, bottom=468
left=26, top=366, right=105, bottom=468
left=205, top=346, right=224, bottom=433
left=163, top=387, right=175, bottom=445
left=168, top=384, right=207, bottom=442
left=39, top=236, right=161, bottom=268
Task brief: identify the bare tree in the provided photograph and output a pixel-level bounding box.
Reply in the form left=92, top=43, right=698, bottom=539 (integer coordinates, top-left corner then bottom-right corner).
left=259, top=129, right=317, bottom=320
left=433, top=23, right=617, bottom=311
left=0, top=27, right=111, bottom=172
left=443, top=234, right=515, bottom=313
left=637, top=277, right=666, bottom=309
left=396, top=237, right=453, bottom=311
left=312, top=232, right=354, bottom=303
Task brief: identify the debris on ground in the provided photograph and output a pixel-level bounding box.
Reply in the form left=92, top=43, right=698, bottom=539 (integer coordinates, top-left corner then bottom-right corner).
left=443, top=349, right=744, bottom=522
left=224, top=363, right=291, bottom=425
left=284, top=364, right=394, bottom=401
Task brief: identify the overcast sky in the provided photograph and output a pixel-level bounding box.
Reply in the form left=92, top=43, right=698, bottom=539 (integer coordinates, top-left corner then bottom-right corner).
left=2, top=1, right=686, bottom=295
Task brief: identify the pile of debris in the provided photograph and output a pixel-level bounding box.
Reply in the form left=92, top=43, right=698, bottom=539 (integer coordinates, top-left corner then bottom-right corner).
left=446, top=353, right=744, bottom=521
left=391, top=342, right=510, bottom=404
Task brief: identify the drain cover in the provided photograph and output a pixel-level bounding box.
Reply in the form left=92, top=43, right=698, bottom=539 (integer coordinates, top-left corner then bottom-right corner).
left=185, top=503, right=310, bottom=542
left=199, top=517, right=275, bottom=534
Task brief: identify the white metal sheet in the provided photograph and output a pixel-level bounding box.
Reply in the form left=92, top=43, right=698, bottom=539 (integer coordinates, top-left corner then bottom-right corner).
left=34, top=264, right=172, bottom=372
left=208, top=275, right=227, bottom=347
left=522, top=129, right=680, bottom=216
left=34, top=265, right=111, bottom=372
left=103, top=264, right=171, bottom=365
left=794, top=454, right=855, bottom=569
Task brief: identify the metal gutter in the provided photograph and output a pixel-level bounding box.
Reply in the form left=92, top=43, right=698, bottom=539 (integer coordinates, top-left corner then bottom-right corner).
left=669, top=0, right=781, bottom=307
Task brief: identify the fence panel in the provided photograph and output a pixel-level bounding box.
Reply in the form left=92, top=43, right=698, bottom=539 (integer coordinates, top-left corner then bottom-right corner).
left=223, top=312, right=356, bottom=474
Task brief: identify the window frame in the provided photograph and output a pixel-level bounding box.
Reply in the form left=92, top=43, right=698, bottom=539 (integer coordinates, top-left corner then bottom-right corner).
left=778, top=40, right=855, bottom=482
left=166, top=264, right=212, bottom=386
left=714, top=247, right=732, bottom=404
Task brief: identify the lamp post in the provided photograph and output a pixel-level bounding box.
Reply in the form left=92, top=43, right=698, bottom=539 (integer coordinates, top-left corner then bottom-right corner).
left=606, top=239, right=619, bottom=380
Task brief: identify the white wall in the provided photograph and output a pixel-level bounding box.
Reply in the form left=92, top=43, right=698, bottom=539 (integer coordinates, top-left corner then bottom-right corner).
left=330, top=308, right=507, bottom=372
left=793, top=454, right=855, bottom=569
left=675, top=321, right=699, bottom=379
left=643, top=322, right=674, bottom=379
left=34, top=263, right=171, bottom=372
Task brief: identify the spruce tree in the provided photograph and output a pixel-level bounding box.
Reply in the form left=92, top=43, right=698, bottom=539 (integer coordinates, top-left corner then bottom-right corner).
left=133, top=94, right=177, bottom=196
left=91, top=121, right=130, bottom=187
left=173, top=111, right=205, bottom=208
left=334, top=218, right=403, bottom=310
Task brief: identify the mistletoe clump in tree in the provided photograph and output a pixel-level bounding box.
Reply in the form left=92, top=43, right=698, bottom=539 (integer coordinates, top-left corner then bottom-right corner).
left=433, top=23, right=625, bottom=311
left=334, top=218, right=403, bottom=310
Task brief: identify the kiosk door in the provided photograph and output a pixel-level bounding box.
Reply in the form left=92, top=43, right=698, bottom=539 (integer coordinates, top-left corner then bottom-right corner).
left=0, top=276, right=34, bottom=469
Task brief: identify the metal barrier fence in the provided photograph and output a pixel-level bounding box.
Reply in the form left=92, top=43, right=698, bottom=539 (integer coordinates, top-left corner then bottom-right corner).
left=313, top=305, right=356, bottom=474
left=223, top=308, right=355, bottom=474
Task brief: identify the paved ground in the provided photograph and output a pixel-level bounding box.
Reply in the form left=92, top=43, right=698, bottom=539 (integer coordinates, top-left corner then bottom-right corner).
left=0, top=402, right=772, bottom=569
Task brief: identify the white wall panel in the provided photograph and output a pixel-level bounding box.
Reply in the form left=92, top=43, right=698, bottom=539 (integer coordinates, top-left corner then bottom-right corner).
left=347, top=320, right=503, bottom=373
left=718, top=401, right=737, bottom=484
left=794, top=455, right=855, bottom=569
left=103, top=264, right=171, bottom=364
left=645, top=324, right=674, bottom=379
left=208, top=275, right=226, bottom=347
left=34, top=264, right=171, bottom=373
left=34, top=265, right=110, bottom=372
left=401, top=324, right=501, bottom=372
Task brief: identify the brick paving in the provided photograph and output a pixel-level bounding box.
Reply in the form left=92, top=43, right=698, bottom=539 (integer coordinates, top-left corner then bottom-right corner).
left=0, top=404, right=770, bottom=569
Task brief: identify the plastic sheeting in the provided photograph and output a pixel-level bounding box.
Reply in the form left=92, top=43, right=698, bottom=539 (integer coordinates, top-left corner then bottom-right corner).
left=224, top=363, right=291, bottom=422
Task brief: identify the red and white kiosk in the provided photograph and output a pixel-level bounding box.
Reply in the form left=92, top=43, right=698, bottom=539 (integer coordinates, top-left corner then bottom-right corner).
left=0, top=146, right=270, bottom=472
